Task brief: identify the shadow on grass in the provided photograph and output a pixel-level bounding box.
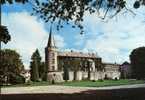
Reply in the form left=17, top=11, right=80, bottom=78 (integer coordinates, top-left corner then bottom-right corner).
left=1, top=88, right=145, bottom=100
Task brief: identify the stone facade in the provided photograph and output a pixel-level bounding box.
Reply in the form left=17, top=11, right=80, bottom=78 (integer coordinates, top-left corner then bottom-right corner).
left=103, top=63, right=121, bottom=80
left=45, top=32, right=121, bottom=83
left=120, top=62, right=132, bottom=79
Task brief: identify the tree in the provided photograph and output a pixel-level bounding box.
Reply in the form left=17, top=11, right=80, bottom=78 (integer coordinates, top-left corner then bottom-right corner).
left=39, top=61, right=47, bottom=81
left=63, top=63, right=69, bottom=82
left=0, top=25, right=11, bottom=48
left=0, top=0, right=28, bottom=47
left=0, top=0, right=28, bottom=4
left=87, top=60, right=91, bottom=80
left=0, top=49, right=24, bottom=84
left=70, top=58, right=81, bottom=81
left=0, top=0, right=28, bottom=69
left=1, top=0, right=145, bottom=34
left=133, top=0, right=145, bottom=9
left=30, top=49, right=41, bottom=81
left=31, top=0, right=142, bottom=34
left=42, top=64, right=48, bottom=81
left=130, top=47, right=145, bottom=79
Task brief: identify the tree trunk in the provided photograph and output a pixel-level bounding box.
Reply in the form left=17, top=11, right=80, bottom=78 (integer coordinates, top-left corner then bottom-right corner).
left=74, top=70, right=77, bottom=81
left=87, top=61, right=91, bottom=80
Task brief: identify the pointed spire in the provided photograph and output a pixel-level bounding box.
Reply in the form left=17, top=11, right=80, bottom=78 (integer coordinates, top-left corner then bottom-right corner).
left=47, top=25, right=56, bottom=48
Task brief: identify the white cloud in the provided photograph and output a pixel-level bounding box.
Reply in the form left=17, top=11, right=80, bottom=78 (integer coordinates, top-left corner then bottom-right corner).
left=2, top=2, right=145, bottom=68
left=77, top=8, right=145, bottom=64
left=2, top=12, right=65, bottom=69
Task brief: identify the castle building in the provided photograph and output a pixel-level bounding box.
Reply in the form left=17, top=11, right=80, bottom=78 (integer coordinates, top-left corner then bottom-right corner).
left=120, top=61, right=132, bottom=79
left=45, top=31, right=120, bottom=82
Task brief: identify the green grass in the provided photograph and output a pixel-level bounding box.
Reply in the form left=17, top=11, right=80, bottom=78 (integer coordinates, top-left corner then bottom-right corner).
left=1, top=81, right=51, bottom=88
left=1, top=79, right=145, bottom=88
left=60, top=79, right=145, bottom=87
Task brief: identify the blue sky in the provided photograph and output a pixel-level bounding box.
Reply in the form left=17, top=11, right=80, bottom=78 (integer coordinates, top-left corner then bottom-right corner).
left=2, top=1, right=145, bottom=69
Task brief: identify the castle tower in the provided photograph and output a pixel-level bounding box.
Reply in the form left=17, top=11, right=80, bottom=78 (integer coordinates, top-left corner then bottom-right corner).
left=45, top=28, right=64, bottom=83
left=45, top=28, right=58, bottom=72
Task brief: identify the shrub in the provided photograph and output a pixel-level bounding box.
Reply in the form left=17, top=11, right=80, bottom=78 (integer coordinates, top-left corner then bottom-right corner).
left=9, top=74, right=25, bottom=84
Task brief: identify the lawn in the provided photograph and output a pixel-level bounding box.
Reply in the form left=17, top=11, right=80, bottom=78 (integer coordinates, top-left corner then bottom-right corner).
left=60, top=79, right=145, bottom=87
left=2, top=79, right=145, bottom=88
left=1, top=81, right=51, bottom=88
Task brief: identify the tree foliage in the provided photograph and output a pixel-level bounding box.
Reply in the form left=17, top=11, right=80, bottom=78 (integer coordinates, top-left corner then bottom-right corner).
left=1, top=0, right=145, bottom=34
left=0, top=0, right=28, bottom=4
left=0, top=25, right=11, bottom=44
left=130, top=47, right=145, bottom=79
left=0, top=49, right=24, bottom=84
left=133, top=0, right=145, bottom=9
left=32, top=0, right=125, bottom=34
left=39, top=61, right=47, bottom=81
left=30, top=49, right=46, bottom=81
left=95, top=59, right=104, bottom=71
left=30, top=49, right=41, bottom=81
left=0, top=0, right=28, bottom=46
left=31, top=0, right=144, bottom=34
left=70, top=58, right=81, bottom=80
left=63, top=63, right=69, bottom=81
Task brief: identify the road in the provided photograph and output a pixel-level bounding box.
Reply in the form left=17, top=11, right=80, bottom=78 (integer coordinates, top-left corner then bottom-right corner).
left=1, top=83, right=145, bottom=94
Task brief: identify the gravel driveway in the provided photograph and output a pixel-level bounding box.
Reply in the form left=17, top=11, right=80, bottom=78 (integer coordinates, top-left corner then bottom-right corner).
left=1, top=84, right=145, bottom=94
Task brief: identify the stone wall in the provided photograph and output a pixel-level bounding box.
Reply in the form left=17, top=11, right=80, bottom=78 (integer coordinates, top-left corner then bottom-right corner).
left=68, top=71, right=106, bottom=81
left=82, top=72, right=88, bottom=80
left=68, top=71, right=74, bottom=81
left=47, top=72, right=64, bottom=83
left=47, top=63, right=121, bottom=83
left=104, top=63, right=121, bottom=79
left=47, top=70, right=121, bottom=83
left=68, top=71, right=83, bottom=81
left=76, top=71, right=83, bottom=80
left=104, top=71, right=120, bottom=79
